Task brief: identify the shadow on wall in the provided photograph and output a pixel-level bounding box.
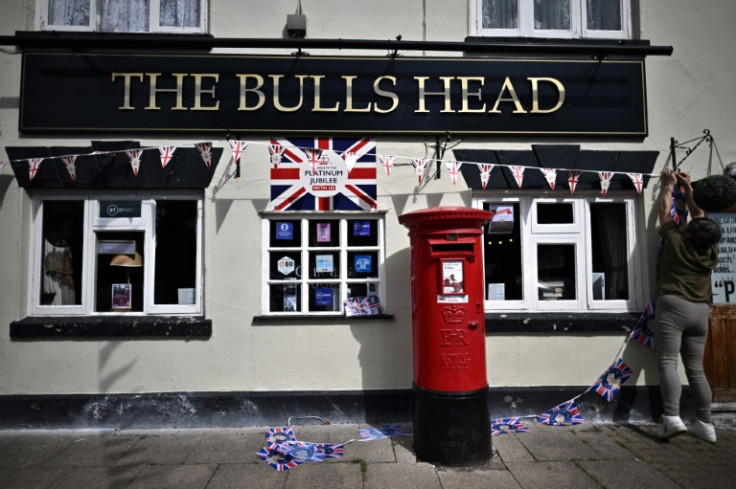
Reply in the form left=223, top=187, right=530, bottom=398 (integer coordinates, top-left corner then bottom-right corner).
left=0, top=174, right=14, bottom=207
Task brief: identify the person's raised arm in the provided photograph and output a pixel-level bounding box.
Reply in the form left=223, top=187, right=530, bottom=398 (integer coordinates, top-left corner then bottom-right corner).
left=675, top=171, right=706, bottom=219
left=658, top=169, right=677, bottom=226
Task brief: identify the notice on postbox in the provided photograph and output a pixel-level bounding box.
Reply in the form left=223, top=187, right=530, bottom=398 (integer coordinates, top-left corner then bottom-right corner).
left=438, top=260, right=468, bottom=303
left=709, top=212, right=736, bottom=304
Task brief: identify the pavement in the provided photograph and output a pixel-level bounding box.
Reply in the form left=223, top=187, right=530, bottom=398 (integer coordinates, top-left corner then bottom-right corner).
left=1, top=420, right=735, bottom=489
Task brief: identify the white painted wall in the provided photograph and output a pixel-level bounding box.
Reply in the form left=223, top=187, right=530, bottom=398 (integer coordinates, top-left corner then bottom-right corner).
left=0, top=0, right=734, bottom=396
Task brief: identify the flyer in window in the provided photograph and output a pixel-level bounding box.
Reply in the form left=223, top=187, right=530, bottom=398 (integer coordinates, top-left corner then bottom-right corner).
left=283, top=284, right=297, bottom=311
left=442, top=260, right=465, bottom=293
left=316, top=254, right=334, bottom=273
left=353, top=220, right=371, bottom=237
left=111, top=283, right=132, bottom=309
left=316, top=222, right=331, bottom=242
left=275, top=222, right=294, bottom=241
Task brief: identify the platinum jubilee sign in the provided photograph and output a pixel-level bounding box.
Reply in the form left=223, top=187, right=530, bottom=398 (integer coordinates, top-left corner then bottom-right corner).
left=19, top=52, right=648, bottom=137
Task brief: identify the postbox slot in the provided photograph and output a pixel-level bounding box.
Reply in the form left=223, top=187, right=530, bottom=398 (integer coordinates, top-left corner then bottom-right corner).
left=428, top=239, right=475, bottom=258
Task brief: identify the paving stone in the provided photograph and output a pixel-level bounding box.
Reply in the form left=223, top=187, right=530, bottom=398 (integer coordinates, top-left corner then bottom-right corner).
left=0, top=432, right=77, bottom=468
left=438, top=467, right=523, bottom=489
left=0, top=466, right=67, bottom=489
left=186, top=428, right=265, bottom=464
left=49, top=466, right=139, bottom=489
left=117, top=431, right=205, bottom=465
left=284, top=461, right=363, bottom=489
left=364, top=462, right=442, bottom=489
left=128, top=463, right=215, bottom=489
left=506, top=461, right=603, bottom=489
left=578, top=459, right=681, bottom=489
left=206, top=464, right=287, bottom=489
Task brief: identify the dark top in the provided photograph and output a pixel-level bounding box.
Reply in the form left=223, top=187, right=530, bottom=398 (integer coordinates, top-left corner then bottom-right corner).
left=657, top=221, right=719, bottom=303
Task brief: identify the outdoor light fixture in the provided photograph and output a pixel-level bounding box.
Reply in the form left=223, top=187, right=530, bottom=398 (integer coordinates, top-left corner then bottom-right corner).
left=286, top=1, right=306, bottom=38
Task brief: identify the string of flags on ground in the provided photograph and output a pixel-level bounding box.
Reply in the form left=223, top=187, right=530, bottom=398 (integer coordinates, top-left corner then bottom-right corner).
left=4, top=139, right=662, bottom=195
left=256, top=303, right=656, bottom=471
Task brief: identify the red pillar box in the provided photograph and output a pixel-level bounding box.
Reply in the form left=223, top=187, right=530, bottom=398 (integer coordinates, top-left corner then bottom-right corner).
left=399, top=206, right=492, bottom=465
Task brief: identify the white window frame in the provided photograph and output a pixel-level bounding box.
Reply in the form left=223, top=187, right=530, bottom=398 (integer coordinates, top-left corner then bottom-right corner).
left=475, top=193, right=640, bottom=313
left=36, top=0, right=208, bottom=33
left=30, top=191, right=204, bottom=316
left=261, top=213, right=386, bottom=316
left=470, top=0, right=631, bottom=40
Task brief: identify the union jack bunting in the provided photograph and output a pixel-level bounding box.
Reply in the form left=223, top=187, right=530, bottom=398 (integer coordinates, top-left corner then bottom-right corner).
left=125, top=149, right=143, bottom=177
left=358, top=424, right=408, bottom=441
left=159, top=145, right=176, bottom=168
left=195, top=142, right=213, bottom=169
left=412, top=158, right=429, bottom=184
left=540, top=168, right=557, bottom=190
left=491, top=417, right=530, bottom=436
left=270, top=137, right=376, bottom=211
left=567, top=170, right=581, bottom=195
left=627, top=172, right=644, bottom=195
left=28, top=158, right=43, bottom=182
left=268, top=142, right=285, bottom=169
left=342, top=150, right=359, bottom=173
left=264, top=427, right=297, bottom=449
left=378, top=154, right=395, bottom=175
left=537, top=399, right=585, bottom=426
left=61, top=155, right=77, bottom=183
left=445, top=161, right=462, bottom=185
left=671, top=184, right=689, bottom=227
left=592, top=358, right=633, bottom=403
left=510, top=165, right=525, bottom=188
left=478, top=163, right=494, bottom=189
left=313, top=443, right=345, bottom=459
left=629, top=302, right=655, bottom=348
left=256, top=446, right=303, bottom=472
left=273, top=441, right=325, bottom=463
left=598, top=171, right=613, bottom=197
left=228, top=140, right=247, bottom=164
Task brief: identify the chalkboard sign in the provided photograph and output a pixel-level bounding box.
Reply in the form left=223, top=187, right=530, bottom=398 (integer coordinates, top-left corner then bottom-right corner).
left=709, top=212, right=736, bottom=304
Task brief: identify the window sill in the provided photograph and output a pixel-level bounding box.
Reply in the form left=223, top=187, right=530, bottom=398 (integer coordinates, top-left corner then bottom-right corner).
left=252, top=314, right=395, bottom=325
left=10, top=316, right=211, bottom=339
left=485, top=312, right=640, bottom=333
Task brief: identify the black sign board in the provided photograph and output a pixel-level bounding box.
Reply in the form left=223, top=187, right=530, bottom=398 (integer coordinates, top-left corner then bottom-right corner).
left=19, top=52, right=648, bottom=137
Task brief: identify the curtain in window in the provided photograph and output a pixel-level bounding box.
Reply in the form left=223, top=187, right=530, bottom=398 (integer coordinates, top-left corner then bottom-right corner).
left=586, top=0, right=621, bottom=30
left=482, top=0, right=518, bottom=29
left=534, top=0, right=570, bottom=30
left=160, top=0, right=200, bottom=28
left=48, top=0, right=90, bottom=26
left=101, top=0, right=149, bottom=32
left=593, top=204, right=628, bottom=300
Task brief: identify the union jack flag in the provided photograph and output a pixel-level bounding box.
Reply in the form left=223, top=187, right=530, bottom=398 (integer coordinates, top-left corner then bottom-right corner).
left=314, top=442, right=345, bottom=459
left=228, top=140, right=247, bottom=164
left=412, top=158, right=429, bottom=184
left=671, top=183, right=689, bottom=227
left=270, top=137, right=376, bottom=211
left=125, top=149, right=143, bottom=177
left=195, top=142, right=213, bottom=169
left=592, top=358, right=633, bottom=402
left=630, top=302, right=655, bottom=348
left=537, top=399, right=584, bottom=426
left=491, top=417, right=530, bottom=436
left=510, top=165, right=525, bottom=188
left=540, top=168, right=557, bottom=190
left=478, top=163, right=494, bottom=189
left=273, top=441, right=325, bottom=462
left=159, top=145, right=176, bottom=168
left=567, top=170, right=581, bottom=195
left=28, top=158, right=43, bottom=182
left=62, top=155, right=77, bottom=183
left=445, top=161, right=462, bottom=185
left=627, top=172, right=644, bottom=195
left=256, top=446, right=303, bottom=472
left=379, top=154, right=395, bottom=175
left=264, top=426, right=297, bottom=449
left=358, top=424, right=407, bottom=441
left=598, top=171, right=613, bottom=197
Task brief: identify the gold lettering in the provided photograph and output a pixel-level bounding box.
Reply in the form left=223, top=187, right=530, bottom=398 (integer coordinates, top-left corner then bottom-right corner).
left=145, top=73, right=187, bottom=111
left=342, top=75, right=371, bottom=113
left=191, top=73, right=220, bottom=111
left=271, top=74, right=307, bottom=112
left=529, top=77, right=566, bottom=114
left=489, top=77, right=527, bottom=114
left=237, top=74, right=266, bottom=111
left=112, top=72, right=143, bottom=110
left=312, top=75, right=340, bottom=112
left=414, top=76, right=455, bottom=113
left=458, top=76, right=486, bottom=113
left=372, top=76, right=399, bottom=114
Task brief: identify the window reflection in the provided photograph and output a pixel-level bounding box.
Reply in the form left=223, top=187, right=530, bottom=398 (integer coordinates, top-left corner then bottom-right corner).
left=537, top=244, right=576, bottom=300
left=41, top=201, right=83, bottom=306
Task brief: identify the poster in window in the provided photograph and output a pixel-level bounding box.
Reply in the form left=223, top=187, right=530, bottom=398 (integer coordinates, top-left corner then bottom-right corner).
left=487, top=204, right=514, bottom=234
left=442, top=260, right=465, bottom=293
left=353, top=220, right=371, bottom=237
left=111, top=283, right=132, bottom=310
left=316, top=222, right=331, bottom=242
left=283, top=284, right=297, bottom=311
left=316, top=254, right=334, bottom=273
left=354, top=254, right=372, bottom=273
left=275, top=222, right=294, bottom=240
left=315, top=287, right=334, bottom=307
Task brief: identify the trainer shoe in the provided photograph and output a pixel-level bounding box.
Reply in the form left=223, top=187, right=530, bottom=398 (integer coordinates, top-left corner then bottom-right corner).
left=688, top=419, right=717, bottom=443
left=658, top=415, right=687, bottom=439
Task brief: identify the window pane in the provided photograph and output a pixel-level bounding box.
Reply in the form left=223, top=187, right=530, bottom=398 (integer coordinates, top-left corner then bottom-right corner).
left=537, top=203, right=574, bottom=224
left=154, top=200, right=197, bottom=305
left=590, top=203, right=628, bottom=299
left=271, top=283, right=300, bottom=312
left=101, top=0, right=149, bottom=32
left=270, top=252, right=302, bottom=280
left=41, top=200, right=84, bottom=305
left=160, top=0, right=200, bottom=28
left=270, top=220, right=301, bottom=248
left=482, top=0, right=518, bottom=29
left=96, top=231, right=144, bottom=312
left=587, top=0, right=621, bottom=30
left=537, top=244, right=576, bottom=300
left=484, top=203, right=523, bottom=300
left=347, top=219, right=378, bottom=246
left=534, top=0, right=570, bottom=30
left=48, top=0, right=90, bottom=26
left=309, top=283, right=341, bottom=312
left=309, top=220, right=339, bottom=247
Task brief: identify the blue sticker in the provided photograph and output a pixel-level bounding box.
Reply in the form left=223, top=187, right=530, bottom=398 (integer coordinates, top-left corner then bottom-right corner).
left=353, top=221, right=371, bottom=237
left=315, top=288, right=333, bottom=306
left=275, top=222, right=294, bottom=240
left=354, top=254, right=372, bottom=273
